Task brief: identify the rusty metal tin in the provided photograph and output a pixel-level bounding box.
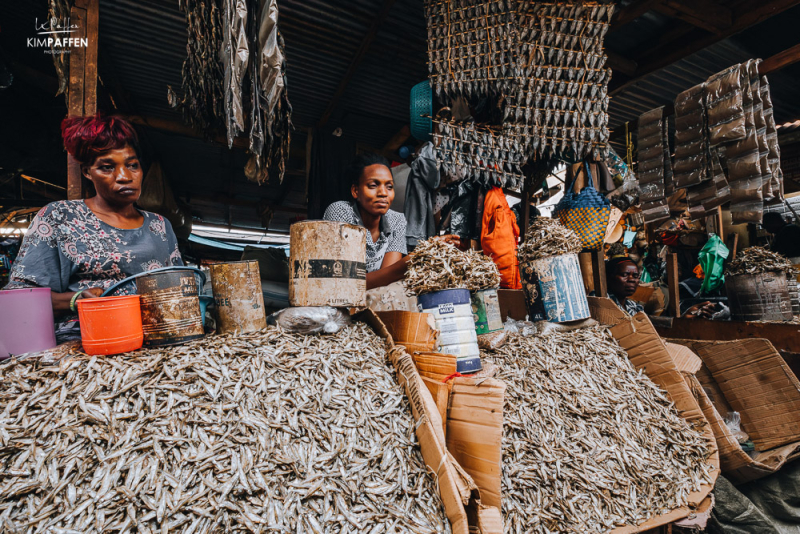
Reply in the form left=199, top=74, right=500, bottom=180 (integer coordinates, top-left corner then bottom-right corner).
left=209, top=260, right=267, bottom=334
left=138, top=270, right=204, bottom=347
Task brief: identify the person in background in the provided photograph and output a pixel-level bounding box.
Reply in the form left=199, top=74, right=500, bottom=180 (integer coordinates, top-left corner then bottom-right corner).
left=4, top=114, right=183, bottom=341
left=324, top=153, right=459, bottom=289
left=605, top=255, right=716, bottom=318
left=762, top=212, right=800, bottom=259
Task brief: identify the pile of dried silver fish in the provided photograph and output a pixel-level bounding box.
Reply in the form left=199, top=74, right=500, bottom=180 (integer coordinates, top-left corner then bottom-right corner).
left=404, top=238, right=500, bottom=295
left=726, top=246, right=798, bottom=276
left=424, top=0, right=614, bottom=184
left=517, top=217, right=582, bottom=263
left=482, top=327, right=713, bottom=534
left=0, top=324, right=450, bottom=533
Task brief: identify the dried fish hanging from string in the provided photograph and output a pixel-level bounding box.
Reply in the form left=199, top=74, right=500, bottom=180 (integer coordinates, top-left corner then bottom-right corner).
left=517, top=217, right=581, bottom=263
left=636, top=106, right=671, bottom=224
left=404, top=237, right=500, bottom=295
left=221, top=0, right=249, bottom=148
left=482, top=327, right=713, bottom=534
left=0, top=324, right=451, bottom=534
left=726, top=246, right=798, bottom=276
left=168, top=0, right=227, bottom=137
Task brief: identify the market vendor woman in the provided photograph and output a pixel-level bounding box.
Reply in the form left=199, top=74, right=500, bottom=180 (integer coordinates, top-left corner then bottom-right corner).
left=324, top=153, right=459, bottom=289
left=4, top=115, right=182, bottom=341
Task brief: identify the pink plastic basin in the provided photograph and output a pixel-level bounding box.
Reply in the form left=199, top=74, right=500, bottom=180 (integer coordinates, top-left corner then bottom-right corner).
left=0, top=287, right=57, bottom=358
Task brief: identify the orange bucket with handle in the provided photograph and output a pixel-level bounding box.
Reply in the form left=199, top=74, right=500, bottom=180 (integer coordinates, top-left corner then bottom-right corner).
left=77, top=295, right=144, bottom=355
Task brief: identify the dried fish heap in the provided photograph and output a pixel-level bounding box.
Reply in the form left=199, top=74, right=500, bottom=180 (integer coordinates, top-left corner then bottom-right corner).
left=424, top=1, right=614, bottom=187
left=404, top=237, right=500, bottom=295
left=725, top=246, right=798, bottom=276
left=482, top=327, right=714, bottom=534
left=0, top=324, right=451, bottom=533
left=517, top=217, right=581, bottom=264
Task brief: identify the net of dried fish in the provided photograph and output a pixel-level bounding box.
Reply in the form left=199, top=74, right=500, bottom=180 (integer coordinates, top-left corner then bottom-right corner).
left=482, top=327, right=713, bottom=534
left=517, top=217, right=582, bottom=263
left=0, top=323, right=451, bottom=534
left=725, top=246, right=799, bottom=276
left=404, top=238, right=501, bottom=295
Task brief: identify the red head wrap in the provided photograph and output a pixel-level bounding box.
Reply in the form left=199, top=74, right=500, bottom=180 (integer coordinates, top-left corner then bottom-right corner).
left=60, top=114, right=140, bottom=165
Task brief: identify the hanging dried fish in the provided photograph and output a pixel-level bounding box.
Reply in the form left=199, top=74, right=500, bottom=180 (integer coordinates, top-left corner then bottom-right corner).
left=726, top=246, right=799, bottom=276
left=0, top=324, right=450, bottom=534
left=483, top=327, right=713, bottom=534
left=404, top=237, right=500, bottom=295
left=517, top=217, right=582, bottom=263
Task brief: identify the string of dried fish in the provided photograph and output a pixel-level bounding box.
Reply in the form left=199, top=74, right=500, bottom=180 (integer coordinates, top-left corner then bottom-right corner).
left=482, top=327, right=713, bottom=534
left=517, top=217, right=582, bottom=263
left=0, top=323, right=450, bottom=534
left=725, top=245, right=798, bottom=276
left=404, top=238, right=500, bottom=295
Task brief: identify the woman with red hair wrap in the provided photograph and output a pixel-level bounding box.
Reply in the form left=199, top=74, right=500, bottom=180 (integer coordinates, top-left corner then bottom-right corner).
left=4, top=115, right=183, bottom=341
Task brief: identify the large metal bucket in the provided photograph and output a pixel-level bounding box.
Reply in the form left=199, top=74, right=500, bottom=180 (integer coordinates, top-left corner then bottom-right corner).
left=521, top=253, right=590, bottom=323
left=209, top=260, right=267, bottom=334
left=418, top=288, right=481, bottom=373
left=138, top=270, right=204, bottom=347
left=727, top=271, right=793, bottom=322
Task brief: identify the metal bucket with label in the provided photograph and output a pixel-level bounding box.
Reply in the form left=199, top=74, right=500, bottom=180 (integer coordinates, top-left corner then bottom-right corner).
left=209, top=260, right=267, bottom=334
left=138, top=270, right=204, bottom=347
left=727, top=271, right=792, bottom=322
left=418, top=288, right=482, bottom=373
left=521, top=253, right=590, bottom=323
left=289, top=221, right=367, bottom=307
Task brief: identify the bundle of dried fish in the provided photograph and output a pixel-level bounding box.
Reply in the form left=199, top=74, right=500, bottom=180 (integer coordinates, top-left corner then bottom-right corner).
left=483, top=327, right=713, bottom=533
left=725, top=246, right=798, bottom=276
left=168, top=0, right=227, bottom=137
left=0, top=324, right=450, bottom=533
left=404, top=238, right=500, bottom=295
left=517, top=217, right=582, bottom=263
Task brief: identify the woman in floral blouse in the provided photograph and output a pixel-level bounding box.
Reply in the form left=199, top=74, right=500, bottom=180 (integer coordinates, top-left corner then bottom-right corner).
left=5, top=115, right=183, bottom=341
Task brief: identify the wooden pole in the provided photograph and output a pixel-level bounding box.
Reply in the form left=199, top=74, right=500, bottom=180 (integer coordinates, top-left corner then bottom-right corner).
left=667, top=253, right=680, bottom=317
left=520, top=180, right=532, bottom=241
left=591, top=249, right=607, bottom=297
left=66, top=0, right=99, bottom=200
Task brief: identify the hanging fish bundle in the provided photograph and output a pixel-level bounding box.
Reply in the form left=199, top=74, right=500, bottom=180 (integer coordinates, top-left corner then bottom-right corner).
left=404, top=237, right=501, bottom=295
left=169, top=0, right=292, bottom=184
left=0, top=324, right=450, bottom=533
left=423, top=0, right=614, bottom=186
left=482, top=327, right=714, bottom=534
left=725, top=246, right=798, bottom=276
left=517, top=217, right=582, bottom=263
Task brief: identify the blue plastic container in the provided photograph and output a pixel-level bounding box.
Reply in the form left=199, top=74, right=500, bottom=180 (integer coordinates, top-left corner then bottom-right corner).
left=410, top=81, right=433, bottom=141
left=520, top=253, right=590, bottom=323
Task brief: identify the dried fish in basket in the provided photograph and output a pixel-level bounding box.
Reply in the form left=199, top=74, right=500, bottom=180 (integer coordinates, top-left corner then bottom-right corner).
left=726, top=246, right=799, bottom=276
left=404, top=238, right=501, bottom=296
left=482, top=326, right=714, bottom=534
left=0, top=324, right=451, bottom=534
left=517, top=217, right=582, bottom=264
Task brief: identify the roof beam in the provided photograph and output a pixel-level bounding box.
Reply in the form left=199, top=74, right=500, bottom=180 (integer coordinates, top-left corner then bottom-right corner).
left=609, top=0, right=666, bottom=33
left=611, top=0, right=800, bottom=96
left=316, top=0, right=398, bottom=129
left=653, top=0, right=733, bottom=34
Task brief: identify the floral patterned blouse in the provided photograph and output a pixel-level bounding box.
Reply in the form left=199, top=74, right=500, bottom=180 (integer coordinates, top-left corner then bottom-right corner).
left=5, top=200, right=183, bottom=341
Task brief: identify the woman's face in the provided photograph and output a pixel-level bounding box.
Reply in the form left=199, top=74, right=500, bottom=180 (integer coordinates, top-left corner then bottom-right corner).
left=610, top=263, right=640, bottom=298
left=83, top=145, right=143, bottom=207
left=351, top=164, right=394, bottom=217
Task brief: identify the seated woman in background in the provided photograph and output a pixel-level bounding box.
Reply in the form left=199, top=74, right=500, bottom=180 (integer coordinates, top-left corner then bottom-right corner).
left=4, top=115, right=183, bottom=341
left=324, top=153, right=458, bottom=289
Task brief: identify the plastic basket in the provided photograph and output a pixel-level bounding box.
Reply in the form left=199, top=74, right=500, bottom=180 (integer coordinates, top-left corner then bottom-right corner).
left=410, top=81, right=433, bottom=141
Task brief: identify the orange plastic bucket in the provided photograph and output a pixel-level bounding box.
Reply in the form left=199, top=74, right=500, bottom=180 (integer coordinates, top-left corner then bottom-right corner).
left=77, top=295, right=144, bottom=355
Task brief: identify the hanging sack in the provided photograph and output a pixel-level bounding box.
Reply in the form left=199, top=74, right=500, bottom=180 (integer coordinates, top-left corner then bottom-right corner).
left=554, top=162, right=611, bottom=250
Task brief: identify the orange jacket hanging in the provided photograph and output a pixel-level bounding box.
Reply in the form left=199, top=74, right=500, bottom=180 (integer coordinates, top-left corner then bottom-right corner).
left=481, top=187, right=521, bottom=289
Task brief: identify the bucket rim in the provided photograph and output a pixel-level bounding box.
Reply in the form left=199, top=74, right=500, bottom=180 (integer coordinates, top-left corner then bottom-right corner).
left=77, top=295, right=141, bottom=307
left=0, top=287, right=52, bottom=295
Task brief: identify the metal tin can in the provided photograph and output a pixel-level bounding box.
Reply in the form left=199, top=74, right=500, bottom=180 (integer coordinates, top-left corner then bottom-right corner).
left=209, top=260, right=267, bottom=334
left=138, top=270, right=204, bottom=347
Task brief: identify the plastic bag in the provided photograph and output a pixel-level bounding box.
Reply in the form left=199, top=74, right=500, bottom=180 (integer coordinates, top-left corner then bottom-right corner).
left=271, top=307, right=351, bottom=334
left=723, top=411, right=750, bottom=444
left=477, top=330, right=507, bottom=350
left=698, top=234, right=729, bottom=294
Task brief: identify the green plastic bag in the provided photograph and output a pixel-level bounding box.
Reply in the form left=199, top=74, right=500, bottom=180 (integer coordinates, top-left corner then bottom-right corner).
left=699, top=234, right=729, bottom=295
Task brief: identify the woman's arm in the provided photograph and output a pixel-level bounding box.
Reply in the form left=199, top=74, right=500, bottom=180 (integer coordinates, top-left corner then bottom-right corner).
left=51, top=287, right=104, bottom=318
left=366, top=252, right=407, bottom=290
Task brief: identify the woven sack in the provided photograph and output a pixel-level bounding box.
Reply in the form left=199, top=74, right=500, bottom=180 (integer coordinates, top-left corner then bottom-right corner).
left=554, top=162, right=611, bottom=250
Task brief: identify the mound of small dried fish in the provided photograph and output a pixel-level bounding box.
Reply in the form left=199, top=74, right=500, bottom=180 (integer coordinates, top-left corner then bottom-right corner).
left=517, top=217, right=582, bottom=263
left=404, top=238, right=500, bottom=295
left=482, top=327, right=713, bottom=534
left=0, top=324, right=450, bottom=534
left=726, top=246, right=798, bottom=276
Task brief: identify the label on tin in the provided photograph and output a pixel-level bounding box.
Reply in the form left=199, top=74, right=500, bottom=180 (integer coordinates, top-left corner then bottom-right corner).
left=293, top=259, right=366, bottom=280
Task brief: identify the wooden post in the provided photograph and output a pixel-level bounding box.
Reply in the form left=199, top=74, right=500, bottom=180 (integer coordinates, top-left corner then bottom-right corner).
left=705, top=206, right=724, bottom=237
left=667, top=253, right=680, bottom=317
left=520, top=179, right=532, bottom=241
left=591, top=249, right=607, bottom=297
left=66, top=0, right=99, bottom=200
